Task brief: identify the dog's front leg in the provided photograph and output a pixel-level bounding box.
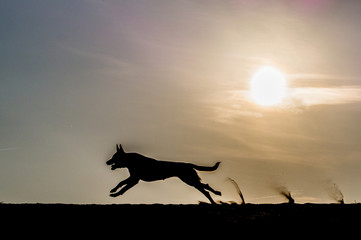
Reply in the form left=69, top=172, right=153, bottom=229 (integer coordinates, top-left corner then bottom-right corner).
left=110, top=177, right=132, bottom=193
left=110, top=179, right=139, bottom=197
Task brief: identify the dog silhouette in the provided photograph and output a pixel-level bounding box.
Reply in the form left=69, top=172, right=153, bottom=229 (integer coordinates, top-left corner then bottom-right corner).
left=106, top=144, right=221, bottom=204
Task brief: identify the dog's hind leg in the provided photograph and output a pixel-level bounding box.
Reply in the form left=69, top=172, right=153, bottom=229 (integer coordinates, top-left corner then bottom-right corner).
left=202, top=183, right=221, bottom=196
left=179, top=171, right=217, bottom=204
left=194, top=185, right=217, bottom=204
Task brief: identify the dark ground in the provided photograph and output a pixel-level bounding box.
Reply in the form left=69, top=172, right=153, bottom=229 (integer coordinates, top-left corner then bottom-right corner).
left=1, top=203, right=360, bottom=236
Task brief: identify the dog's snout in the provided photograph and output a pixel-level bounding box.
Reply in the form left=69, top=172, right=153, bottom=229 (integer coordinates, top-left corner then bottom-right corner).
left=106, top=159, right=112, bottom=165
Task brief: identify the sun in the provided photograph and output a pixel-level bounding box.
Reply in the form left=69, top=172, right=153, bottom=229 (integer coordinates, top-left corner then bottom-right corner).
left=250, top=66, right=287, bottom=106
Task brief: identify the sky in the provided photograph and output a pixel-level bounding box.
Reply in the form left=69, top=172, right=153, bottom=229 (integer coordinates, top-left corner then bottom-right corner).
left=1, top=0, right=361, bottom=204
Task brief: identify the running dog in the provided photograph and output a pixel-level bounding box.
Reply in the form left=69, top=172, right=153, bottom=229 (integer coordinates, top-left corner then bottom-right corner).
left=106, top=144, right=221, bottom=204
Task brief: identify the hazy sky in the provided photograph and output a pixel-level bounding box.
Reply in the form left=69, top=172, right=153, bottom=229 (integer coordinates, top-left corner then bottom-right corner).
left=1, top=0, right=361, bottom=204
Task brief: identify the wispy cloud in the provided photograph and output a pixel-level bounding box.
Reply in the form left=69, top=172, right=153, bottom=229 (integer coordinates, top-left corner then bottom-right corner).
left=57, top=43, right=128, bottom=68
left=0, top=147, right=17, bottom=152
left=288, top=73, right=360, bottom=82
left=212, top=85, right=361, bottom=121
left=288, top=86, right=361, bottom=106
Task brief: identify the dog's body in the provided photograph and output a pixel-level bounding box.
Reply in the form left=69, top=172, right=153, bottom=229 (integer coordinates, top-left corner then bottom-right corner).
left=106, top=144, right=221, bottom=204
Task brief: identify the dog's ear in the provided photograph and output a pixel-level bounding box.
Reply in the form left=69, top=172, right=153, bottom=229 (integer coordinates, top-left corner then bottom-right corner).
left=117, top=144, right=125, bottom=154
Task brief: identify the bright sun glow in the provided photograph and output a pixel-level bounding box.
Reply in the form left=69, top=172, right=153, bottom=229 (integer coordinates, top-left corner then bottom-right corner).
left=250, top=66, right=287, bottom=106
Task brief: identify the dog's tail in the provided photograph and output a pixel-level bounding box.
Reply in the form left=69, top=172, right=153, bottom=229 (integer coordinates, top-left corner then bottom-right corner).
left=191, top=162, right=220, bottom=171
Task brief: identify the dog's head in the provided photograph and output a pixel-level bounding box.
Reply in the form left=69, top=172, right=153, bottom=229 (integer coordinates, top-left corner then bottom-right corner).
left=106, top=144, right=126, bottom=170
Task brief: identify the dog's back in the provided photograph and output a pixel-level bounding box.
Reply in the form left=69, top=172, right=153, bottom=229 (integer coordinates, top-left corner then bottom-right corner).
left=124, top=153, right=198, bottom=181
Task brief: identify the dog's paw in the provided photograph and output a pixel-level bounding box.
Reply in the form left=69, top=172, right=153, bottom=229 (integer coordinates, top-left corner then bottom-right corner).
left=215, top=191, right=222, bottom=196
left=109, top=193, right=118, bottom=197
left=110, top=188, right=117, bottom=193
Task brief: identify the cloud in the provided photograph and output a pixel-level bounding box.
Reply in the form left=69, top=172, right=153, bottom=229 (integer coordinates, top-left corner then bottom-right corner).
left=287, top=86, right=361, bottom=106
left=0, top=147, right=17, bottom=152
left=57, top=43, right=129, bottom=68
left=212, top=85, right=361, bottom=121
left=288, top=73, right=360, bottom=83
